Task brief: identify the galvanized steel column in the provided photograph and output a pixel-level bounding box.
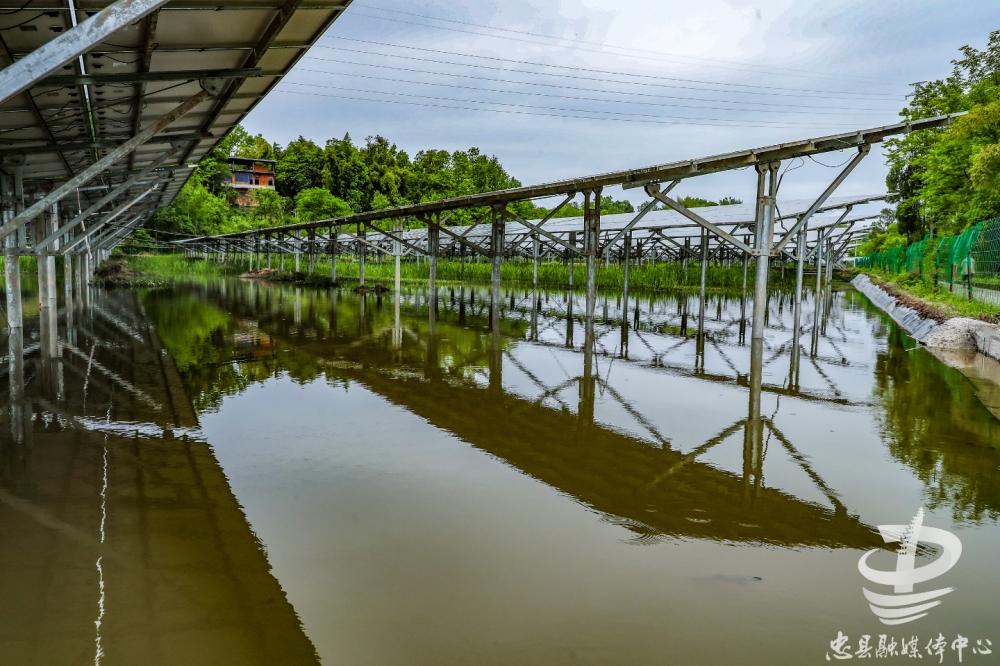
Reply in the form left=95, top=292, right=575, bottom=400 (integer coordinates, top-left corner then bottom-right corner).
left=307, top=229, right=315, bottom=274
left=749, top=162, right=778, bottom=426
left=698, top=225, right=708, bottom=339
left=358, top=226, right=365, bottom=286
left=490, top=205, right=503, bottom=332
left=2, top=166, right=22, bottom=329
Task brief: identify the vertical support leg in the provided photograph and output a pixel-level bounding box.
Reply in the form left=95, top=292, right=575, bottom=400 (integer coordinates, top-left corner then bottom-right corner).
left=568, top=231, right=575, bottom=290
left=308, top=229, right=315, bottom=274
left=490, top=205, right=503, bottom=333
left=331, top=226, right=338, bottom=282
left=745, top=163, right=776, bottom=501
left=428, top=219, right=438, bottom=333
left=2, top=173, right=21, bottom=330
left=532, top=233, right=539, bottom=291
left=394, top=220, right=402, bottom=350
left=295, top=233, right=300, bottom=272
left=749, top=162, right=777, bottom=411
left=622, top=231, right=631, bottom=332
left=698, top=225, right=707, bottom=340
left=359, top=227, right=366, bottom=286
left=790, top=224, right=806, bottom=389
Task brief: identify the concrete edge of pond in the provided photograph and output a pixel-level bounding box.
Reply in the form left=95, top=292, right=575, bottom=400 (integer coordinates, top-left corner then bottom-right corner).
left=852, top=274, right=1000, bottom=360
left=853, top=273, right=1000, bottom=422
left=850, top=274, right=941, bottom=342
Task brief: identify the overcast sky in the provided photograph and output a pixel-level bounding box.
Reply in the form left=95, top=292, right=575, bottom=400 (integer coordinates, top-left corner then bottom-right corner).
left=243, top=0, right=996, bottom=214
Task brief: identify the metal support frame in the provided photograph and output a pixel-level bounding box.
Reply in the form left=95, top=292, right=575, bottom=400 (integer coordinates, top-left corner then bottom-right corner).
left=773, top=146, right=869, bottom=253
left=645, top=182, right=755, bottom=255
left=37, top=147, right=178, bottom=252
left=0, top=0, right=171, bottom=104
left=604, top=181, right=677, bottom=253
left=41, top=67, right=262, bottom=87
left=60, top=185, right=158, bottom=254
left=0, top=89, right=209, bottom=240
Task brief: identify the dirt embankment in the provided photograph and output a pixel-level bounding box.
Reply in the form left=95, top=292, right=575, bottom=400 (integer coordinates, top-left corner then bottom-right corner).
left=94, top=260, right=168, bottom=288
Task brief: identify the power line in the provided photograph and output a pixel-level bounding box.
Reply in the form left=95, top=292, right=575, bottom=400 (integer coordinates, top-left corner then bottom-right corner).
left=295, top=62, right=900, bottom=116
left=274, top=87, right=870, bottom=130
left=316, top=39, right=905, bottom=101
left=352, top=6, right=907, bottom=87
left=291, top=69, right=896, bottom=119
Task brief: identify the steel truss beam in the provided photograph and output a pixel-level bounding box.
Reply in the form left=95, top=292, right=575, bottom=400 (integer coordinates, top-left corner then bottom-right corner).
left=773, top=145, right=870, bottom=253
left=38, top=147, right=178, bottom=253
left=40, top=68, right=262, bottom=87
left=0, top=0, right=170, bottom=104
left=0, top=88, right=209, bottom=240
left=176, top=113, right=961, bottom=245
left=645, top=182, right=755, bottom=256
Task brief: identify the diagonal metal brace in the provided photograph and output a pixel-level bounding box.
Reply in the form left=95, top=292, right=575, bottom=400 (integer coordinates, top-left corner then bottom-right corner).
left=37, top=147, right=178, bottom=252
left=645, top=182, right=755, bottom=256
left=339, top=229, right=394, bottom=256
left=420, top=214, right=491, bottom=256
left=361, top=220, right=427, bottom=256
left=603, top=180, right=677, bottom=253
left=500, top=208, right=582, bottom=257
left=773, top=145, right=869, bottom=253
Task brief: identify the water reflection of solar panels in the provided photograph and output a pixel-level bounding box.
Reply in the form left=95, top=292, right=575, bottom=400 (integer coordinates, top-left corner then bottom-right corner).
left=496, top=287, right=877, bottom=406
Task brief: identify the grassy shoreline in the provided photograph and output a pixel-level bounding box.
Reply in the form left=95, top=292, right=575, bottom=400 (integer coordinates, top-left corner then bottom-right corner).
left=121, top=253, right=815, bottom=293
left=859, top=268, right=1000, bottom=321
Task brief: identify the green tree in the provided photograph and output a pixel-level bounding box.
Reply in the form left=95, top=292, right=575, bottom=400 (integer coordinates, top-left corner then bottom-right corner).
left=275, top=137, right=324, bottom=198
left=295, top=187, right=352, bottom=222
left=884, top=31, right=1000, bottom=238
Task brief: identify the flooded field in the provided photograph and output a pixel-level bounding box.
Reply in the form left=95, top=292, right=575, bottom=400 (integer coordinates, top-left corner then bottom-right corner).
left=1, top=278, right=998, bottom=665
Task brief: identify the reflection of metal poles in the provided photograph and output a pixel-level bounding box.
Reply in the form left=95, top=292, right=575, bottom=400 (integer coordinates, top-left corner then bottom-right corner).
left=8, top=327, right=24, bottom=446
left=744, top=334, right=766, bottom=501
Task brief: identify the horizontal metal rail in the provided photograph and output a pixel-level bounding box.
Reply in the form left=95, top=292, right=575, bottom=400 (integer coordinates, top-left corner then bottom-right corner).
left=175, top=113, right=960, bottom=245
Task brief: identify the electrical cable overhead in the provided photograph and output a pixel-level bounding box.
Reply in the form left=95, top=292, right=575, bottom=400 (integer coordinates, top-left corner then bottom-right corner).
left=351, top=6, right=908, bottom=87
left=293, top=65, right=900, bottom=117
left=276, top=88, right=868, bottom=130
left=315, top=40, right=906, bottom=101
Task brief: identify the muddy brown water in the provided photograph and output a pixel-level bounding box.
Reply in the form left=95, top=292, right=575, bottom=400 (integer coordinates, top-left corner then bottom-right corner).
left=0, top=279, right=998, bottom=665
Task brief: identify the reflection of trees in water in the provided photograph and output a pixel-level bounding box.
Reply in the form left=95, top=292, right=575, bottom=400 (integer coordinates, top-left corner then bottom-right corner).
left=141, top=282, right=525, bottom=414
left=873, top=325, right=1000, bottom=523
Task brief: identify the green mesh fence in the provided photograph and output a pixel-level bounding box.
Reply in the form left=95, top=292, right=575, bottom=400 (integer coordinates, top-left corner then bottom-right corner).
left=856, top=216, right=1000, bottom=306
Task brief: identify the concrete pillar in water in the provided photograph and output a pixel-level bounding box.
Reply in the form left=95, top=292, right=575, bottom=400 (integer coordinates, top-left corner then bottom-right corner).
left=825, top=236, right=835, bottom=287
left=3, top=167, right=22, bottom=329
left=294, top=232, right=300, bottom=272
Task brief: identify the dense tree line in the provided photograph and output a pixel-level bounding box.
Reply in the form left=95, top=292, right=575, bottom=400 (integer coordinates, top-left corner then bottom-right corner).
left=148, top=128, right=642, bottom=237
left=874, top=30, right=1000, bottom=247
